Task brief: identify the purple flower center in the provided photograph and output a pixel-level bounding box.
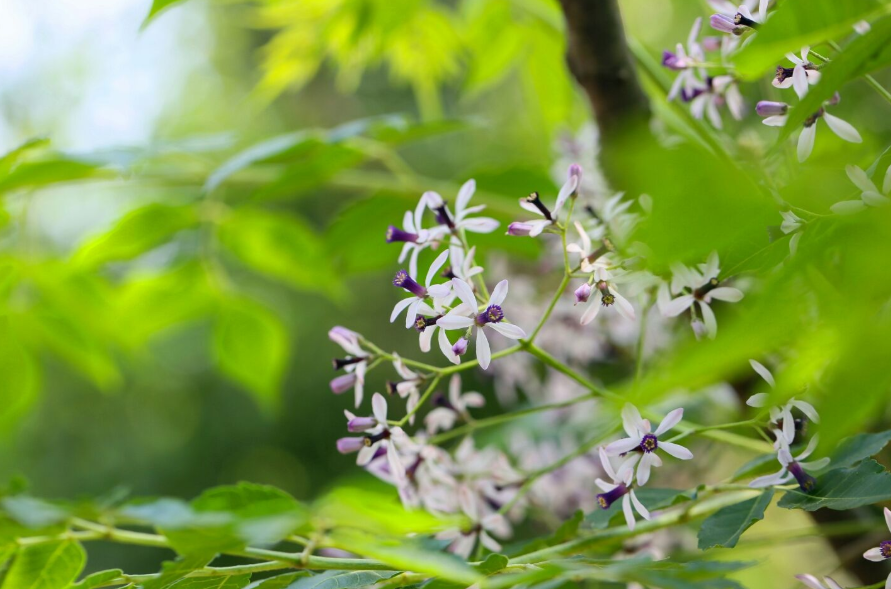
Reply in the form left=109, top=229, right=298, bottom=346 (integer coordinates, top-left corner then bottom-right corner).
left=476, top=304, right=504, bottom=325
left=596, top=483, right=629, bottom=509
left=394, top=270, right=427, bottom=298
left=881, top=541, right=891, bottom=559
left=787, top=461, right=817, bottom=492
left=640, top=434, right=658, bottom=453
left=693, top=278, right=720, bottom=300
left=386, top=226, right=419, bottom=243
left=733, top=12, right=759, bottom=28
left=414, top=314, right=442, bottom=332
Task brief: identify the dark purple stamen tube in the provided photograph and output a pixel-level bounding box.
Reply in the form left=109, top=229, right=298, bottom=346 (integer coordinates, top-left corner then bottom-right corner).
left=386, top=226, right=419, bottom=243
left=393, top=270, right=427, bottom=298
left=596, top=483, right=629, bottom=509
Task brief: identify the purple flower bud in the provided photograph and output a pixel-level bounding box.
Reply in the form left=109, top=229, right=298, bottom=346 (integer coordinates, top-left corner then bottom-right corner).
left=329, top=326, right=358, bottom=348
left=507, top=222, right=534, bottom=236
left=596, top=483, right=629, bottom=509
left=452, top=337, right=468, bottom=357
left=386, top=226, right=419, bottom=243
left=393, top=270, right=427, bottom=298
left=574, top=283, right=592, bottom=305
left=702, top=36, right=721, bottom=52
left=348, top=416, right=378, bottom=432
left=756, top=101, right=789, bottom=117
left=568, top=163, right=583, bottom=182
left=330, top=373, right=357, bottom=394
left=709, top=13, right=737, bottom=34
left=661, top=50, right=686, bottom=71
left=336, top=437, right=367, bottom=454
left=826, top=92, right=841, bottom=106
left=787, top=461, right=817, bottom=492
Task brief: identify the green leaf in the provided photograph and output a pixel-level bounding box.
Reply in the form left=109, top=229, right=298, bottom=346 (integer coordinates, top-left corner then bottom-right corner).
left=0, top=138, right=50, bottom=176
left=731, top=454, right=778, bottom=482
left=190, top=483, right=306, bottom=545
left=0, top=497, right=69, bottom=529
left=0, top=331, right=40, bottom=434
left=778, top=459, right=891, bottom=511
left=586, top=488, right=692, bottom=529
left=142, top=0, right=192, bottom=30
left=217, top=208, right=342, bottom=298
left=167, top=575, right=250, bottom=589
left=0, top=160, right=101, bottom=196
left=775, top=16, right=891, bottom=145
left=1, top=541, right=85, bottom=589
left=287, top=571, right=398, bottom=589
left=474, top=553, right=509, bottom=575
left=698, top=489, right=774, bottom=549
left=69, top=569, right=124, bottom=589
left=73, top=204, right=198, bottom=268
left=243, top=573, right=310, bottom=589
left=213, top=297, right=289, bottom=407
left=734, top=0, right=889, bottom=79
left=829, top=430, right=891, bottom=470
left=142, top=555, right=214, bottom=589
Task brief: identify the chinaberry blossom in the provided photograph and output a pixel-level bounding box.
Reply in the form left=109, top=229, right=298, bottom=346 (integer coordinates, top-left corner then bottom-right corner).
left=436, top=278, right=526, bottom=370
left=508, top=165, right=582, bottom=237
left=595, top=447, right=650, bottom=531
left=337, top=393, right=409, bottom=483
left=425, top=375, right=485, bottom=434
left=796, top=575, right=844, bottom=589
left=659, top=252, right=743, bottom=339
left=773, top=48, right=821, bottom=99
left=758, top=95, right=862, bottom=163
left=391, top=250, right=452, bottom=329
left=780, top=210, right=804, bottom=255
left=606, top=404, right=693, bottom=486
left=832, top=163, right=891, bottom=215
left=424, top=180, right=499, bottom=237
left=388, top=354, right=423, bottom=424
left=579, top=269, right=636, bottom=325
left=687, top=75, right=744, bottom=129
left=329, top=326, right=370, bottom=407
left=863, top=508, right=891, bottom=589
left=665, top=18, right=705, bottom=104
left=746, top=360, right=820, bottom=446
left=437, top=485, right=511, bottom=558
left=386, top=197, right=436, bottom=279
left=708, top=0, right=768, bottom=35
left=749, top=429, right=828, bottom=491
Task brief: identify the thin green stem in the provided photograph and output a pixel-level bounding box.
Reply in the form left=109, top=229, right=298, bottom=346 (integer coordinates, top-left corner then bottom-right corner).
left=528, top=274, right=569, bottom=343
left=397, top=374, right=441, bottom=426
left=437, top=345, right=522, bottom=376
left=634, top=304, right=649, bottom=385
left=664, top=419, right=758, bottom=443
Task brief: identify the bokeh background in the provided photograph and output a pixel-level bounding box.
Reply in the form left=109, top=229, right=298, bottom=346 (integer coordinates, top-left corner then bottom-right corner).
left=3, top=0, right=891, bottom=584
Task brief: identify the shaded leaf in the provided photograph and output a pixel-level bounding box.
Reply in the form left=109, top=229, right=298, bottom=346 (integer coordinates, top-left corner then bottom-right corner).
left=829, top=430, right=891, bottom=470
left=168, top=575, right=250, bottom=589
left=287, top=571, right=398, bottom=589
left=778, top=459, right=891, bottom=511
left=0, top=160, right=101, bottom=195
left=698, top=489, right=774, bottom=549
left=69, top=569, right=124, bottom=589
left=243, top=573, right=310, bottom=589
left=143, top=555, right=214, bottom=589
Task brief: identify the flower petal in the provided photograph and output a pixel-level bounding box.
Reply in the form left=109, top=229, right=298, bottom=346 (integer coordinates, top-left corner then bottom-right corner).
left=885, top=506, right=891, bottom=534
left=654, top=408, right=684, bottom=436
left=426, top=249, right=451, bottom=287
left=451, top=278, right=478, bottom=311
left=708, top=287, right=744, bottom=302
left=488, top=322, right=527, bottom=340
left=372, top=393, right=388, bottom=424
left=580, top=297, right=602, bottom=325
left=637, top=453, right=654, bottom=486
left=792, top=64, right=809, bottom=99
left=749, top=469, right=790, bottom=488
left=390, top=297, right=415, bottom=323
left=613, top=290, right=636, bottom=320
left=419, top=324, right=436, bottom=352
left=830, top=200, right=868, bottom=215
left=630, top=489, right=650, bottom=520
left=489, top=280, right=509, bottom=306
left=790, top=399, right=820, bottom=423
left=795, top=575, right=826, bottom=589
left=605, top=437, right=641, bottom=455
left=476, top=328, right=491, bottom=370
left=622, top=495, right=636, bottom=530
left=864, top=547, right=885, bottom=562
left=456, top=179, right=476, bottom=213
left=622, top=403, right=649, bottom=436
left=846, top=165, right=878, bottom=193
left=599, top=447, right=616, bottom=480
left=749, top=360, right=775, bottom=387
left=699, top=301, right=718, bottom=339
left=660, top=441, right=694, bottom=460
left=746, top=392, right=770, bottom=407
left=461, top=217, right=499, bottom=233
left=661, top=295, right=695, bottom=317
left=438, top=327, right=459, bottom=364
left=797, top=124, right=816, bottom=163
left=437, top=315, right=475, bottom=330
left=823, top=113, right=862, bottom=143
left=863, top=191, right=890, bottom=207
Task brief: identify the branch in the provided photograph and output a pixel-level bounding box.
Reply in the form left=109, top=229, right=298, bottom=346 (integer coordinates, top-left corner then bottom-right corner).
left=558, top=0, right=650, bottom=147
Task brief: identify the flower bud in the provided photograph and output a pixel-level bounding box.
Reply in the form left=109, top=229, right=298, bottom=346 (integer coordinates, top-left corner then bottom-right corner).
left=348, top=416, right=377, bottom=432
left=330, top=373, right=357, bottom=394
left=507, top=222, right=534, bottom=236
left=756, top=101, right=789, bottom=117
left=336, top=437, right=367, bottom=454
left=574, top=283, right=592, bottom=305
left=452, top=337, right=468, bottom=357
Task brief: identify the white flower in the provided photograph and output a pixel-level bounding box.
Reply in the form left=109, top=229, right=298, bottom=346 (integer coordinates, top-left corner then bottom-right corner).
left=863, top=508, right=891, bottom=589
left=689, top=75, right=744, bottom=129
left=337, top=393, right=409, bottom=484
left=386, top=197, right=436, bottom=279
left=425, top=375, right=485, bottom=434
left=391, top=249, right=452, bottom=329
left=659, top=252, right=743, bottom=339
left=329, top=326, right=370, bottom=407
left=749, top=429, right=828, bottom=490
left=773, top=48, right=821, bottom=99
left=605, top=404, right=693, bottom=486
left=796, top=575, right=844, bottom=589
left=389, top=354, right=423, bottom=424
left=832, top=164, right=891, bottom=215
left=762, top=99, right=861, bottom=163
left=437, top=485, right=511, bottom=558
left=449, top=245, right=484, bottom=282
left=436, top=278, right=526, bottom=370
left=746, top=360, right=820, bottom=445
left=508, top=165, right=581, bottom=237
left=595, top=447, right=650, bottom=530
left=579, top=271, right=636, bottom=325
left=780, top=211, right=804, bottom=255
left=666, top=18, right=705, bottom=101
left=425, top=179, right=499, bottom=236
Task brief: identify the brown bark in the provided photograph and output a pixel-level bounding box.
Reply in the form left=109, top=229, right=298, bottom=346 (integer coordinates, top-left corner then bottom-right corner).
left=558, top=0, right=650, bottom=147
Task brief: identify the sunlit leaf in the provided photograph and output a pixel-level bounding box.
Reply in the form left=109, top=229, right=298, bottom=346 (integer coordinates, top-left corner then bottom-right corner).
left=213, top=297, right=289, bottom=408
left=1, top=541, right=85, bottom=589
left=734, top=0, right=888, bottom=79
left=142, top=0, right=192, bottom=30
left=69, top=569, right=124, bottom=589
left=287, top=571, right=398, bottom=589
left=0, top=160, right=102, bottom=196
left=143, top=555, right=214, bottom=589
left=165, top=575, right=251, bottom=589
left=0, top=331, right=40, bottom=434
left=244, top=572, right=310, bottom=589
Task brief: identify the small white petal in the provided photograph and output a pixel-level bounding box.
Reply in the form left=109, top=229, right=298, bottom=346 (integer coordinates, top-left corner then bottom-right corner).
left=699, top=301, right=718, bottom=339
left=749, top=360, right=775, bottom=387
left=637, top=453, right=654, bottom=486
left=654, top=408, right=684, bottom=436
left=456, top=179, right=476, bottom=213
left=489, top=280, right=509, bottom=306
left=790, top=399, right=820, bottom=424
left=613, top=291, right=636, bottom=320
left=622, top=404, right=648, bottom=435
left=437, top=315, right=475, bottom=330
left=461, top=217, right=499, bottom=233
left=792, top=64, right=809, bottom=98
left=660, top=441, right=694, bottom=460
left=622, top=495, right=636, bottom=530
left=476, top=328, right=491, bottom=370
left=580, top=297, right=602, bottom=325
left=372, top=393, right=388, bottom=423
left=823, top=113, right=862, bottom=143
left=762, top=115, right=788, bottom=127
left=708, top=287, right=744, bottom=302
left=438, top=328, right=459, bottom=364
left=605, top=437, right=641, bottom=455
left=426, top=250, right=451, bottom=286
left=390, top=297, right=415, bottom=323
left=798, top=124, right=817, bottom=163
left=746, top=392, right=770, bottom=407
left=864, top=547, right=885, bottom=562
left=488, top=322, right=527, bottom=340
left=419, top=325, right=436, bottom=352
left=749, top=469, right=790, bottom=488
left=595, top=478, right=617, bottom=492
left=830, top=200, right=868, bottom=215
left=661, top=295, right=695, bottom=317
left=795, top=575, right=826, bottom=589
left=599, top=447, right=616, bottom=480
left=863, top=191, right=890, bottom=207
left=450, top=278, right=478, bottom=311
left=846, top=165, right=878, bottom=193
left=885, top=506, right=891, bottom=533
left=630, top=489, right=651, bottom=520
